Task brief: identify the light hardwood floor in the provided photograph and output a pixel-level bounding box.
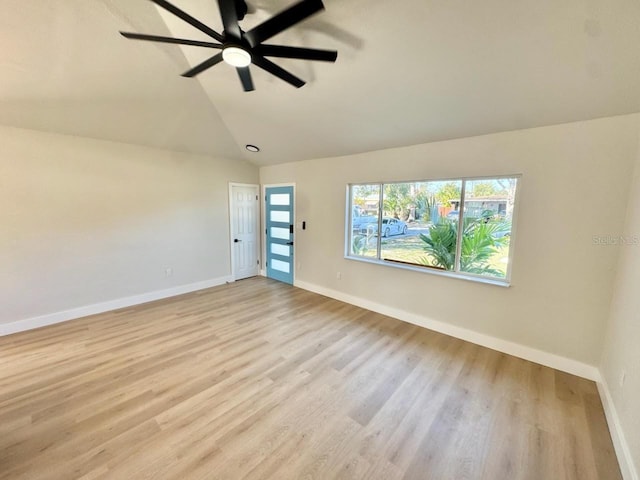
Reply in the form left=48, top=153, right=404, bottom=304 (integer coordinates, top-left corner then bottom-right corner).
left=0, top=277, right=621, bottom=480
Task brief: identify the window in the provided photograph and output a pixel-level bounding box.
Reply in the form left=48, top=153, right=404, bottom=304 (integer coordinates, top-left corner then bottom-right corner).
left=347, top=176, right=519, bottom=283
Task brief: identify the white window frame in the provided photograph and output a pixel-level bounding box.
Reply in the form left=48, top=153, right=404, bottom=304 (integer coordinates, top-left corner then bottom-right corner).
left=345, top=175, right=521, bottom=287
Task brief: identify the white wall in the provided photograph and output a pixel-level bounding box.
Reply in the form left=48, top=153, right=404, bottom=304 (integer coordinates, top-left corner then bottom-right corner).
left=0, top=125, right=258, bottom=325
left=600, top=118, right=640, bottom=479
left=260, top=114, right=640, bottom=367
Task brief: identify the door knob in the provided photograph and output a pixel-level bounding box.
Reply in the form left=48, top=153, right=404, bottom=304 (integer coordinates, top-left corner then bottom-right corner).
left=234, top=239, right=242, bottom=243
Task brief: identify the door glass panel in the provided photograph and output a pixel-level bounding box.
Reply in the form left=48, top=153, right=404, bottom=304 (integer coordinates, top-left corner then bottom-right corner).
left=271, top=243, right=290, bottom=257
left=271, top=259, right=290, bottom=273
left=270, top=210, right=290, bottom=223
left=271, top=227, right=290, bottom=240
left=270, top=194, right=290, bottom=206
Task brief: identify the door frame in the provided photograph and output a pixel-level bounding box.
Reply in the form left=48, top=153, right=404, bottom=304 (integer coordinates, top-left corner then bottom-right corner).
left=228, top=182, right=260, bottom=282
left=262, top=183, right=296, bottom=283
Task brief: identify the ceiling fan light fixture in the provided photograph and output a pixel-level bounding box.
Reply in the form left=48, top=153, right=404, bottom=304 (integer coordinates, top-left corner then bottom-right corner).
left=223, top=46, right=251, bottom=67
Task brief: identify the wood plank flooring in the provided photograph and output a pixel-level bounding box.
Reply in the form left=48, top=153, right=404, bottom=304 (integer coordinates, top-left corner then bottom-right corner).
left=0, top=277, right=621, bottom=479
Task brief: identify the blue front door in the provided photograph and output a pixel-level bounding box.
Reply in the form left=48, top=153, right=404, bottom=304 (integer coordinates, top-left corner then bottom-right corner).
left=266, top=186, right=294, bottom=285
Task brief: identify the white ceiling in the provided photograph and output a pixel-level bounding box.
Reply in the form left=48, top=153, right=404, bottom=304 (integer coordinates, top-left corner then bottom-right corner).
left=1, top=0, right=639, bottom=166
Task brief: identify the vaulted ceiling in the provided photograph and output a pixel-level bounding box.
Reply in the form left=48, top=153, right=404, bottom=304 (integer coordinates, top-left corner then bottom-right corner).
left=1, top=0, right=639, bottom=166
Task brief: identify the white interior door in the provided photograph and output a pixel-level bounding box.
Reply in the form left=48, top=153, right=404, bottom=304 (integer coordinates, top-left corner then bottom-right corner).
left=229, top=183, right=260, bottom=280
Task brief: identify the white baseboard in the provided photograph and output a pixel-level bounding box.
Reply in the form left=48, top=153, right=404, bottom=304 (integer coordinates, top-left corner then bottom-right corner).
left=597, top=377, right=639, bottom=480
left=0, top=276, right=233, bottom=337
left=294, top=279, right=599, bottom=381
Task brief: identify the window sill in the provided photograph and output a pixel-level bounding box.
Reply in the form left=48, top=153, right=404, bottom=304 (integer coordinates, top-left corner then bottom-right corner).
left=344, top=255, right=511, bottom=287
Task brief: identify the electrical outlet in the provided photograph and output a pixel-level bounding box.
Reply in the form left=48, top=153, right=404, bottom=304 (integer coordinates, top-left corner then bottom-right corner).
left=165, top=267, right=173, bottom=277
left=620, top=370, right=626, bottom=387
left=336, top=271, right=342, bottom=279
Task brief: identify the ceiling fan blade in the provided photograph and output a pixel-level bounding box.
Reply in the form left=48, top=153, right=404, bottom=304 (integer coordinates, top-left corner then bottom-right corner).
left=244, top=0, right=324, bottom=47
left=149, top=0, right=224, bottom=42
left=257, top=44, right=337, bottom=62
left=181, top=52, right=224, bottom=77
left=218, top=0, right=242, bottom=40
left=236, top=67, right=255, bottom=91
left=120, top=32, right=223, bottom=49
left=252, top=56, right=305, bottom=88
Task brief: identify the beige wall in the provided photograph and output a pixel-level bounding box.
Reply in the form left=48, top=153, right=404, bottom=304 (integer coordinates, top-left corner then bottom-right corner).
left=601, top=118, right=640, bottom=477
left=260, top=114, right=640, bottom=366
left=0, top=126, right=258, bottom=324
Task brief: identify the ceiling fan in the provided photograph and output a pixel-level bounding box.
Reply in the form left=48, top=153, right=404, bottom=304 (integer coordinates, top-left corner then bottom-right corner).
left=120, top=0, right=338, bottom=91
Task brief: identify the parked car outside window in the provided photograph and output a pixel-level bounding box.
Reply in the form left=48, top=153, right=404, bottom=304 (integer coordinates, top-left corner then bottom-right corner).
left=360, top=217, right=408, bottom=237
